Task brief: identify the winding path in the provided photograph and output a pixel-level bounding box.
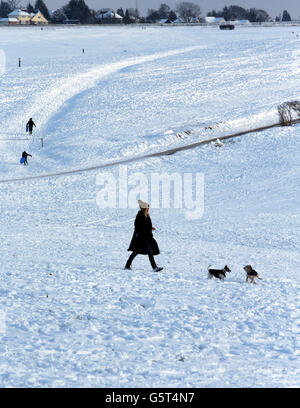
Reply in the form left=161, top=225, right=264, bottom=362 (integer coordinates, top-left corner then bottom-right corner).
left=1, top=119, right=299, bottom=183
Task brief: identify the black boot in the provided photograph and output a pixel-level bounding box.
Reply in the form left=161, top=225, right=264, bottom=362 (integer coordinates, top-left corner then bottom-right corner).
left=124, top=252, right=137, bottom=270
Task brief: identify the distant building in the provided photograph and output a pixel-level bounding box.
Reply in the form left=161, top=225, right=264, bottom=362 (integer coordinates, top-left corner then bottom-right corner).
left=173, top=18, right=184, bottom=24
left=232, top=19, right=250, bottom=25
left=8, top=9, right=31, bottom=24
left=159, top=18, right=173, bottom=24
left=98, top=9, right=123, bottom=24
left=30, top=11, right=48, bottom=25
left=201, top=16, right=226, bottom=24
left=6, top=9, right=48, bottom=25
left=0, top=17, right=19, bottom=25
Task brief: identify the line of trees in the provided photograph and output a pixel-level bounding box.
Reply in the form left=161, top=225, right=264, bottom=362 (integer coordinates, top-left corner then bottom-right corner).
left=0, top=1, right=293, bottom=24
left=146, top=2, right=202, bottom=23
left=0, top=1, right=204, bottom=24
left=0, top=0, right=18, bottom=17
left=207, top=5, right=293, bottom=23
left=275, top=10, right=292, bottom=22
left=207, top=5, right=270, bottom=23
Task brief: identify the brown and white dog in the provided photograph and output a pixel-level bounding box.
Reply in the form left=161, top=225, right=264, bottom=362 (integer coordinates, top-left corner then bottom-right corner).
left=244, top=265, right=263, bottom=284
left=208, top=265, right=231, bottom=280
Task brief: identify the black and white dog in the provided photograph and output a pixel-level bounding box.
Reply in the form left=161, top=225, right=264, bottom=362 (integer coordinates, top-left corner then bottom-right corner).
left=207, top=265, right=231, bottom=280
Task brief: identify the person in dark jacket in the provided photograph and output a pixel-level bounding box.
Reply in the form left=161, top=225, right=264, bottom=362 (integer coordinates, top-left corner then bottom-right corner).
left=26, top=118, right=36, bottom=135
left=125, top=200, right=163, bottom=272
left=22, top=151, right=32, bottom=165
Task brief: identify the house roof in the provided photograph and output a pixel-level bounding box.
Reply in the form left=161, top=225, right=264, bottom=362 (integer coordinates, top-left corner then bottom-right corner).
left=32, top=10, right=46, bottom=17
left=98, top=10, right=123, bottom=19
left=8, top=9, right=30, bottom=17
left=159, top=18, right=172, bottom=24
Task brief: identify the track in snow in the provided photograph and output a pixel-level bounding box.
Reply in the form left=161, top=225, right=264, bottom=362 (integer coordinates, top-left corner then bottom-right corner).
left=1, top=118, right=299, bottom=183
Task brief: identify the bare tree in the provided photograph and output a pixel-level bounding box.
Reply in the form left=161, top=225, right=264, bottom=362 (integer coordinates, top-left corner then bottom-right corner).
left=176, top=1, right=201, bottom=22
left=7, top=0, right=19, bottom=10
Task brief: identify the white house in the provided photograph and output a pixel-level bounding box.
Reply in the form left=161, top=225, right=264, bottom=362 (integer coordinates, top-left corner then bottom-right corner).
left=233, top=19, right=250, bottom=25
left=8, top=9, right=31, bottom=24
left=159, top=18, right=173, bottom=24
left=98, top=9, right=123, bottom=24
left=173, top=18, right=184, bottom=24
left=201, top=16, right=226, bottom=24
left=0, top=17, right=19, bottom=24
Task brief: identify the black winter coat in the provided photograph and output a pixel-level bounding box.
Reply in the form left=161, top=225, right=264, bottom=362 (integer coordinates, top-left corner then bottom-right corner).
left=22, top=151, right=32, bottom=159
left=27, top=119, right=36, bottom=131
left=128, top=210, right=160, bottom=255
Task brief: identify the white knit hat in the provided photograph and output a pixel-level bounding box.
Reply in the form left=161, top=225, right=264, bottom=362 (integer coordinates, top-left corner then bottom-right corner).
left=138, top=199, right=149, bottom=209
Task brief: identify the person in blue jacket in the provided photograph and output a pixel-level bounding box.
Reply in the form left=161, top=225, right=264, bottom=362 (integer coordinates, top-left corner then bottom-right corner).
left=21, top=151, right=32, bottom=165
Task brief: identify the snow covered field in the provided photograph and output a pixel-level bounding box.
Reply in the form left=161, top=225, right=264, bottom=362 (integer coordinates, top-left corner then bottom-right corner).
left=0, top=25, right=299, bottom=387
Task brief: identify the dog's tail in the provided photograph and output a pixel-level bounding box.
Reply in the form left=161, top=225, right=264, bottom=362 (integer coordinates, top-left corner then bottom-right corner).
left=207, top=265, right=212, bottom=271
left=257, top=275, right=263, bottom=280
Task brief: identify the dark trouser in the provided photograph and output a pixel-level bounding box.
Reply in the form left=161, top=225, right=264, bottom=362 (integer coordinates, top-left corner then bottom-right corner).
left=126, top=241, right=157, bottom=269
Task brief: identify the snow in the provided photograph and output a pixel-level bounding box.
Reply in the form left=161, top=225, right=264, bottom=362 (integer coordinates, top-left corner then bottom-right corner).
left=0, top=25, right=299, bottom=387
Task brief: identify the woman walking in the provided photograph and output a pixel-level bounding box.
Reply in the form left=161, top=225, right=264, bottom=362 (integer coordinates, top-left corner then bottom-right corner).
left=125, top=200, right=163, bottom=272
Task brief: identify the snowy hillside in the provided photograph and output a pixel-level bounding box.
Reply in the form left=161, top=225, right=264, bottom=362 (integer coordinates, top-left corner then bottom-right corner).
left=0, top=25, right=299, bottom=387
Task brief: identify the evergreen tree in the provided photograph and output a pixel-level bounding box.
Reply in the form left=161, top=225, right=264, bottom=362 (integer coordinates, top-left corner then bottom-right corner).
left=222, top=6, right=230, bottom=20
left=250, top=9, right=270, bottom=22
left=146, top=8, right=160, bottom=22
left=26, top=1, right=34, bottom=13
left=51, top=7, right=66, bottom=23
left=168, top=10, right=177, bottom=21
left=62, top=0, right=96, bottom=24
left=0, top=1, right=12, bottom=17
left=158, top=3, right=171, bottom=19
left=209, top=10, right=218, bottom=17
left=282, top=10, right=291, bottom=21
left=123, top=8, right=132, bottom=24
left=34, top=0, right=50, bottom=20
left=227, top=5, right=248, bottom=20
left=146, top=4, right=176, bottom=22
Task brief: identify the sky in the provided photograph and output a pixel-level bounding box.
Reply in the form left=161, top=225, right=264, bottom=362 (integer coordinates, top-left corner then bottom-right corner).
left=40, top=0, right=300, bottom=19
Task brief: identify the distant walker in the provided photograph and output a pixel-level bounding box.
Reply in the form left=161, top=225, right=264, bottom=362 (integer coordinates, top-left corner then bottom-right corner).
left=26, top=118, right=36, bottom=135
left=21, top=151, right=32, bottom=165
